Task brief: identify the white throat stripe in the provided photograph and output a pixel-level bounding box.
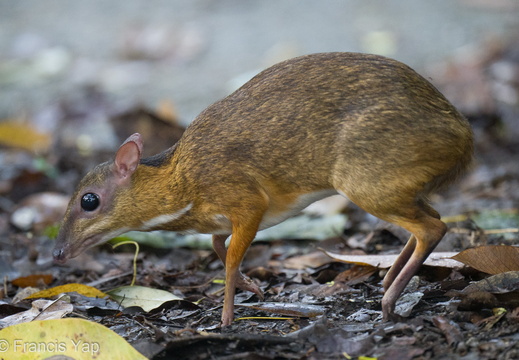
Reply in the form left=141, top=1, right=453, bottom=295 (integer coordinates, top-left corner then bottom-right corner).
left=140, top=203, right=193, bottom=230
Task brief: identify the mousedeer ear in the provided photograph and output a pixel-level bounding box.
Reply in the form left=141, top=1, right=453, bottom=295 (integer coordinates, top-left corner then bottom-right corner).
left=114, top=133, right=143, bottom=182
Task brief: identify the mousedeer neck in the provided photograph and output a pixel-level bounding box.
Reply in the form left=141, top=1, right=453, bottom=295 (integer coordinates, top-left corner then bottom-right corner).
left=111, top=147, right=193, bottom=232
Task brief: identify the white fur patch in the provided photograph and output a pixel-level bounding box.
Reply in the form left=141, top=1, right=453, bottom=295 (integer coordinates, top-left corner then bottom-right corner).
left=140, top=203, right=193, bottom=230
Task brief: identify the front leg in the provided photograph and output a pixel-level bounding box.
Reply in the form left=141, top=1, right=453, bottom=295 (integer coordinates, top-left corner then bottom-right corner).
left=221, top=207, right=266, bottom=326
left=212, top=234, right=263, bottom=299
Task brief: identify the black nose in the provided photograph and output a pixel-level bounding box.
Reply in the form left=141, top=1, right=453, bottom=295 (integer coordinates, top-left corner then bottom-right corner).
left=53, top=248, right=66, bottom=263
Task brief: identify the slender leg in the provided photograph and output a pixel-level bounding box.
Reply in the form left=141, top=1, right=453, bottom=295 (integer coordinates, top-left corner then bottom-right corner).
left=221, top=217, right=263, bottom=326
left=382, top=235, right=416, bottom=291
left=212, top=234, right=229, bottom=262
left=212, top=234, right=263, bottom=299
left=382, top=215, right=447, bottom=321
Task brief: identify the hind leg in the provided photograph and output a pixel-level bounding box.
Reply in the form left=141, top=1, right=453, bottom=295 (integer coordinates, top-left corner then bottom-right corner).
left=339, top=181, right=447, bottom=321
left=382, top=234, right=416, bottom=291
left=381, top=211, right=446, bottom=320
left=382, top=201, right=441, bottom=291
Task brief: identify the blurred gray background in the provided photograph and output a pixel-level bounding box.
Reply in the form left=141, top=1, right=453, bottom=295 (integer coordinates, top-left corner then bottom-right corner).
left=1, top=0, right=518, bottom=125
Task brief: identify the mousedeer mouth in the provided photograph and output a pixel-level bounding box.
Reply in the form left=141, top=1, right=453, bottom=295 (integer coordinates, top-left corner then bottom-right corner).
left=52, top=247, right=68, bottom=264
left=52, top=242, right=83, bottom=263
left=52, top=235, right=102, bottom=263
left=53, top=228, right=131, bottom=264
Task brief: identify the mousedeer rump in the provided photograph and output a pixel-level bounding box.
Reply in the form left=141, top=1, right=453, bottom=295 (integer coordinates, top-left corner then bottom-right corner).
left=54, top=52, right=473, bottom=326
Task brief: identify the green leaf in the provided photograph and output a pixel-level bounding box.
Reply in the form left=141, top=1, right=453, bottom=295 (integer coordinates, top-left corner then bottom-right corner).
left=107, top=285, right=182, bottom=312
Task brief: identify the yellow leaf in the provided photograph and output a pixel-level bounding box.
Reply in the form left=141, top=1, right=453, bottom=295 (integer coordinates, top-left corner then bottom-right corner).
left=0, top=121, right=51, bottom=153
left=0, top=318, right=146, bottom=359
left=25, top=283, right=107, bottom=299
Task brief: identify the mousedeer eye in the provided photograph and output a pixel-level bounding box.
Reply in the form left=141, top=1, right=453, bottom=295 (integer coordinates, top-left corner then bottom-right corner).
left=81, top=193, right=100, bottom=211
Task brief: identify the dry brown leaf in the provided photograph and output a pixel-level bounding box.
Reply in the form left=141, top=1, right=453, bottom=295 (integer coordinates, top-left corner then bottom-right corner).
left=0, top=299, right=73, bottom=327
left=460, top=271, right=519, bottom=294
left=11, top=274, right=53, bottom=288
left=334, top=265, right=377, bottom=285
left=432, top=316, right=465, bottom=348
left=283, top=251, right=334, bottom=270
left=323, top=250, right=462, bottom=269
left=451, top=245, right=519, bottom=274
left=477, top=308, right=508, bottom=331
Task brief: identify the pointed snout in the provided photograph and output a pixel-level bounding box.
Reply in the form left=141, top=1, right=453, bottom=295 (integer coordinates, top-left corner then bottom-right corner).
left=52, top=228, right=74, bottom=264
left=52, top=246, right=68, bottom=264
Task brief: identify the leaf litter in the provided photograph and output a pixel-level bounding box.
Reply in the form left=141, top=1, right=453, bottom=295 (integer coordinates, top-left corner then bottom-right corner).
left=0, top=37, right=519, bottom=360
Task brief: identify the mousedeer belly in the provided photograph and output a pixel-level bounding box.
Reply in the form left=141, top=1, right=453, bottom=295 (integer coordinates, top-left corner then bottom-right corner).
left=258, top=189, right=338, bottom=230
left=195, top=190, right=337, bottom=235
